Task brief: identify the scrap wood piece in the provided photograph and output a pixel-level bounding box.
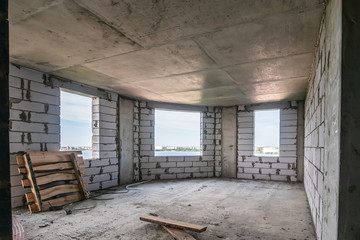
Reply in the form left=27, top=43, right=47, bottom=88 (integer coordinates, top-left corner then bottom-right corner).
left=162, top=225, right=196, bottom=240
left=42, top=193, right=83, bottom=210
left=39, top=184, right=80, bottom=200
left=23, top=154, right=42, bottom=213
left=28, top=151, right=84, bottom=165
left=35, top=172, right=77, bottom=185
left=140, top=215, right=207, bottom=233
left=26, top=192, right=83, bottom=210
left=70, top=153, right=89, bottom=198
left=34, top=168, right=86, bottom=177
left=32, top=162, right=74, bottom=172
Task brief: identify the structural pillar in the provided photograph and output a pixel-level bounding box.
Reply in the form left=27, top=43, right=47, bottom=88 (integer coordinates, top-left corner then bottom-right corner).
left=296, top=101, right=305, bottom=182
left=221, top=107, right=237, bottom=178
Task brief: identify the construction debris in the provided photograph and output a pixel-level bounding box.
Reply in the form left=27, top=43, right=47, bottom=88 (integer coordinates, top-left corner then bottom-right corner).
left=162, top=225, right=196, bottom=240
left=140, top=215, right=207, bottom=233
left=17, top=151, right=89, bottom=213
left=140, top=215, right=207, bottom=240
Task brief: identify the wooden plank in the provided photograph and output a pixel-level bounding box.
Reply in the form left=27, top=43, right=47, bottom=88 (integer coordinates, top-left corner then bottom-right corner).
left=70, top=153, right=89, bottom=199
left=36, top=172, right=76, bottom=186
left=32, top=162, right=73, bottom=172
left=42, top=193, right=83, bottom=210
left=25, top=193, right=35, bottom=203
left=34, top=169, right=85, bottom=177
left=29, top=153, right=71, bottom=165
left=39, top=184, right=80, bottom=200
left=162, top=226, right=196, bottom=240
left=28, top=151, right=82, bottom=165
left=75, top=156, right=84, bottom=166
left=28, top=204, right=39, bottom=213
left=17, top=167, right=27, bottom=174
left=21, top=179, right=30, bottom=188
left=140, top=216, right=207, bottom=233
left=23, top=154, right=42, bottom=213
left=16, top=155, right=25, bottom=165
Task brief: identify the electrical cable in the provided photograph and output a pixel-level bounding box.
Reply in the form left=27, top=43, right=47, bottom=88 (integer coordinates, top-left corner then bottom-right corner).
left=91, top=180, right=152, bottom=200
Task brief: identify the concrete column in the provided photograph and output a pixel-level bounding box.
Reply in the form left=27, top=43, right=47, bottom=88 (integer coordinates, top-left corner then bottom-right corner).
left=0, top=0, right=11, bottom=238
left=296, top=101, right=304, bottom=182
left=119, top=98, right=134, bottom=185
left=221, top=107, right=237, bottom=178
left=338, top=0, right=360, bottom=238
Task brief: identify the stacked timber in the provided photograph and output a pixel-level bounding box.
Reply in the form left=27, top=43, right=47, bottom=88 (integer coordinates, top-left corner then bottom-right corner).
left=17, top=151, right=89, bottom=213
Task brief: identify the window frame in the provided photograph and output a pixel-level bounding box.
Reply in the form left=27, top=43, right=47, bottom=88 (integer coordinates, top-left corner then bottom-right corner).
left=59, top=88, right=94, bottom=160
left=253, top=109, right=280, bottom=157
left=154, top=108, right=202, bottom=157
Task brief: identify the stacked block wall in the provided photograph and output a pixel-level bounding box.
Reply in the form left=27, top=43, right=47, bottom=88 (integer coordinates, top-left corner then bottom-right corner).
left=133, top=102, right=221, bottom=181
left=237, top=104, right=298, bottom=182
left=9, top=65, right=61, bottom=207
left=8, top=65, right=120, bottom=206
left=84, top=96, right=119, bottom=191
left=304, top=0, right=342, bottom=237
left=303, top=15, right=326, bottom=240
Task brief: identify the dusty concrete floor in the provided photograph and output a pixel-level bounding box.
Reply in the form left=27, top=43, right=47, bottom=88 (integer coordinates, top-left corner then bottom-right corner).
left=13, top=179, right=315, bottom=240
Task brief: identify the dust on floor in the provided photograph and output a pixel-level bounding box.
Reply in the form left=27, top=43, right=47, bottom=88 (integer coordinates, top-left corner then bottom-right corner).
left=13, top=178, right=316, bottom=240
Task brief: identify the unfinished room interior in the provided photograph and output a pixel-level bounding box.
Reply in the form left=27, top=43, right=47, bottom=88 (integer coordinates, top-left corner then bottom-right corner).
left=0, top=0, right=359, bottom=239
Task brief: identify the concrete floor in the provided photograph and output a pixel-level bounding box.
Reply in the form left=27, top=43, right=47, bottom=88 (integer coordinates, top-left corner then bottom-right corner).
left=13, top=179, right=315, bottom=240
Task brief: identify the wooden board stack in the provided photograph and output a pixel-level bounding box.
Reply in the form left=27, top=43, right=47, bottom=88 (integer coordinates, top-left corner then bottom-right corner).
left=140, top=215, right=207, bottom=240
left=16, top=151, right=89, bottom=213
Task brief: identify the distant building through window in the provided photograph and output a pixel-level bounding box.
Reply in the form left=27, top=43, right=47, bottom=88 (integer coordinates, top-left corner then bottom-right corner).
left=155, top=109, right=201, bottom=156
left=60, top=90, right=92, bottom=159
left=254, top=109, right=280, bottom=156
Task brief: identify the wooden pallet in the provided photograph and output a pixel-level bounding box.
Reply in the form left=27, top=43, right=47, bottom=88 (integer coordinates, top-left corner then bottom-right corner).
left=17, top=151, right=89, bottom=213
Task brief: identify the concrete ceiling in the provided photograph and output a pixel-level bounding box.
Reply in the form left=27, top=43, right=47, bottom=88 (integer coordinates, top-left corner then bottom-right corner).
left=9, top=0, right=324, bottom=106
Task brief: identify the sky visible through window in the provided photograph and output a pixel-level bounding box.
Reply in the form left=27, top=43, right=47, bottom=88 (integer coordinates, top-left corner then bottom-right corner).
left=254, top=109, right=280, bottom=156
left=60, top=91, right=92, bottom=149
left=155, top=109, right=200, bottom=156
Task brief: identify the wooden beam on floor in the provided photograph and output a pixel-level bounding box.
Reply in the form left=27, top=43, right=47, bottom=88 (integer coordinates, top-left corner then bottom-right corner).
left=140, top=215, right=207, bottom=233
left=162, top=225, right=196, bottom=240
left=0, top=0, right=11, bottom=238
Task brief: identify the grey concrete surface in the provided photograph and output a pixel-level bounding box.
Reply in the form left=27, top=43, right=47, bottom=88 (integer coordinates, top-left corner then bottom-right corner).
left=119, top=98, right=134, bottom=185
left=296, top=101, right=304, bottom=182
left=13, top=179, right=316, bottom=239
left=322, top=0, right=342, bottom=239
left=9, top=0, right=324, bottom=106
left=221, top=107, right=237, bottom=178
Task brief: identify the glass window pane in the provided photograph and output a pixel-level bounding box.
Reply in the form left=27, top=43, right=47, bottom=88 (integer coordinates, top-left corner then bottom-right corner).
left=60, top=90, right=92, bottom=159
left=155, top=109, right=201, bottom=156
left=254, top=109, right=280, bottom=156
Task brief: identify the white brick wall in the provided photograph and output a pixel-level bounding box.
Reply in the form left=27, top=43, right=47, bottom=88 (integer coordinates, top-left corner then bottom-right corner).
left=304, top=18, right=326, bottom=240
left=9, top=65, right=61, bottom=207
left=8, top=65, right=121, bottom=206
left=87, top=95, right=119, bottom=191
left=237, top=104, right=298, bottom=182
left=133, top=102, right=222, bottom=180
